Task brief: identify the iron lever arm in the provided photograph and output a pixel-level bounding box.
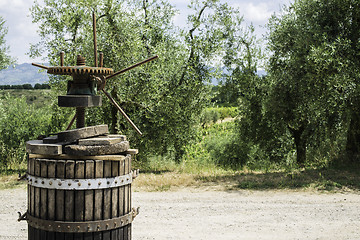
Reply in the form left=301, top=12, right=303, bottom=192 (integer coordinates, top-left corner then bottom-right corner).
left=32, top=63, right=49, bottom=70
left=106, top=55, right=158, bottom=80
left=102, top=89, right=143, bottom=136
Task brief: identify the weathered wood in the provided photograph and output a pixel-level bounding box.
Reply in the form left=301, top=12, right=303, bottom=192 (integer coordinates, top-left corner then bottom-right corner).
left=106, top=134, right=127, bottom=141
left=119, top=157, right=125, bottom=239
left=47, top=160, right=56, bottom=240
left=111, top=161, right=119, bottom=240
left=94, top=160, right=103, bottom=240
left=65, top=160, right=75, bottom=222
left=84, top=160, right=95, bottom=240
left=42, top=135, right=58, bottom=144
left=34, top=159, right=41, bottom=240
left=79, top=137, right=123, bottom=146
left=28, top=149, right=133, bottom=240
left=56, top=160, right=66, bottom=240
left=29, top=154, right=127, bottom=161
left=58, top=124, right=109, bottom=143
left=64, top=141, right=130, bottom=156
left=40, top=160, right=48, bottom=239
left=26, top=140, right=63, bottom=155
left=28, top=158, right=35, bottom=240
left=102, top=161, right=111, bottom=240
left=65, top=160, right=75, bottom=240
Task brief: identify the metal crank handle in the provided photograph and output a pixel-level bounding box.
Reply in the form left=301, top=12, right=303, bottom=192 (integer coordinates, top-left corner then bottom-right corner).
left=102, top=89, right=143, bottom=136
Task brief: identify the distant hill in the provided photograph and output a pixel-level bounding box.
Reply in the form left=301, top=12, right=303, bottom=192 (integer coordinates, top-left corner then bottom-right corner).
left=0, top=63, right=49, bottom=86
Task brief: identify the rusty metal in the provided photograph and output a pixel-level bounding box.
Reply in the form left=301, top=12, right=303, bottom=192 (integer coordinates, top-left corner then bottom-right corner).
left=60, top=51, right=64, bottom=66
left=32, top=12, right=158, bottom=134
left=102, top=89, right=143, bottom=136
left=31, top=63, right=48, bottom=70
left=99, top=52, right=104, bottom=67
left=17, top=211, right=28, bottom=222
left=66, top=112, right=77, bottom=130
left=27, top=210, right=136, bottom=233
left=76, top=107, right=85, bottom=128
left=93, top=12, right=98, bottom=67
left=106, top=55, right=159, bottom=80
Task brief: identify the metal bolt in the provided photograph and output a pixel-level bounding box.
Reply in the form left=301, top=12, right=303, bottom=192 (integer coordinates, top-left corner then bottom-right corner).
left=58, top=182, right=62, bottom=186
left=88, top=182, right=91, bottom=186
left=78, top=182, right=81, bottom=186
left=49, top=181, right=53, bottom=185
left=68, top=183, right=71, bottom=186
left=98, top=182, right=101, bottom=186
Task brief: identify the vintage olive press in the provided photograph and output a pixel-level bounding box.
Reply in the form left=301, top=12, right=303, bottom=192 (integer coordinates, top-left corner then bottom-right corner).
left=18, top=12, right=158, bottom=240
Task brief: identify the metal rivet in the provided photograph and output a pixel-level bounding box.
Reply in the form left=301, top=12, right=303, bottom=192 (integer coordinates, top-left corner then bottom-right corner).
left=98, top=182, right=101, bottom=186
left=88, top=182, right=91, bottom=186
left=41, top=181, right=45, bottom=184
left=49, top=224, right=51, bottom=228
left=78, top=182, right=81, bottom=186
left=115, top=181, right=118, bottom=184
left=77, top=226, right=80, bottom=230
left=30, top=179, right=33, bottom=182
left=67, top=226, right=70, bottom=229
left=68, top=183, right=71, bottom=186
left=35, top=180, right=38, bottom=183
left=58, top=225, right=61, bottom=228
left=49, top=181, right=53, bottom=185
left=121, top=180, right=124, bottom=183
left=58, top=182, right=62, bottom=186
left=107, top=181, right=110, bottom=185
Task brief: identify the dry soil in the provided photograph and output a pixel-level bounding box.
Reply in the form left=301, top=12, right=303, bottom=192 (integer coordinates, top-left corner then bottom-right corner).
left=0, top=186, right=359, bottom=240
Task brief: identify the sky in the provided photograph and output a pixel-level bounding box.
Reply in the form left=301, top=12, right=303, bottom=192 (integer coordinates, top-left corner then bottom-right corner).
left=0, top=0, right=292, bottom=64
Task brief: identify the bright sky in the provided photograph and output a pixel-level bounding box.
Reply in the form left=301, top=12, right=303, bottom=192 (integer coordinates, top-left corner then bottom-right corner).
left=0, top=0, right=291, bottom=64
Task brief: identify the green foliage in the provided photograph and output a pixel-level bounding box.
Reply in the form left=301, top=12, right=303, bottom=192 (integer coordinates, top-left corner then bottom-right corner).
left=29, top=0, right=255, bottom=163
left=0, top=16, right=14, bottom=70
left=0, top=94, right=52, bottom=171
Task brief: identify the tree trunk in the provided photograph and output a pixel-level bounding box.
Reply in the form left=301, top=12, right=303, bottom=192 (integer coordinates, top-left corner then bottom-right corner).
left=289, top=125, right=306, bottom=167
left=346, top=111, right=360, bottom=156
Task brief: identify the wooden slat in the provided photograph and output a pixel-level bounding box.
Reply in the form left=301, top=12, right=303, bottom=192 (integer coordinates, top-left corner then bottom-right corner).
left=47, top=160, right=56, bottom=240
left=28, top=158, right=35, bottom=240
left=119, top=158, right=125, bottom=239
left=124, top=156, right=131, bottom=239
left=74, top=160, right=85, bottom=240
left=111, top=161, right=119, bottom=239
left=128, top=155, right=132, bottom=240
left=94, top=160, right=103, bottom=240
left=40, top=160, right=48, bottom=220
left=65, top=160, right=75, bottom=240
left=34, top=159, right=41, bottom=240
left=56, top=160, right=66, bottom=240
left=102, top=161, right=111, bottom=240
left=84, top=160, right=94, bottom=240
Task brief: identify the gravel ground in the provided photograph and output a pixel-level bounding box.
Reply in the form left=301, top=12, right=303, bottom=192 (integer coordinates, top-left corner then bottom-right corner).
left=1, top=187, right=359, bottom=240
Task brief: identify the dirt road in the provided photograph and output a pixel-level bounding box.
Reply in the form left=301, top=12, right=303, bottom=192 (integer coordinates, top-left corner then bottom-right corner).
left=1, top=187, right=359, bottom=240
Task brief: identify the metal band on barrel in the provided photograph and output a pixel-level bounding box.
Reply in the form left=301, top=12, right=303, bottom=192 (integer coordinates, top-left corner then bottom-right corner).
left=27, top=212, right=133, bottom=233
left=27, top=173, right=132, bottom=190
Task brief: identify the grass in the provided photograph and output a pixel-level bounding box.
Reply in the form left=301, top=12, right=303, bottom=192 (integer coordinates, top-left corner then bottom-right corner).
left=0, top=89, right=52, bottom=107
left=130, top=154, right=360, bottom=192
